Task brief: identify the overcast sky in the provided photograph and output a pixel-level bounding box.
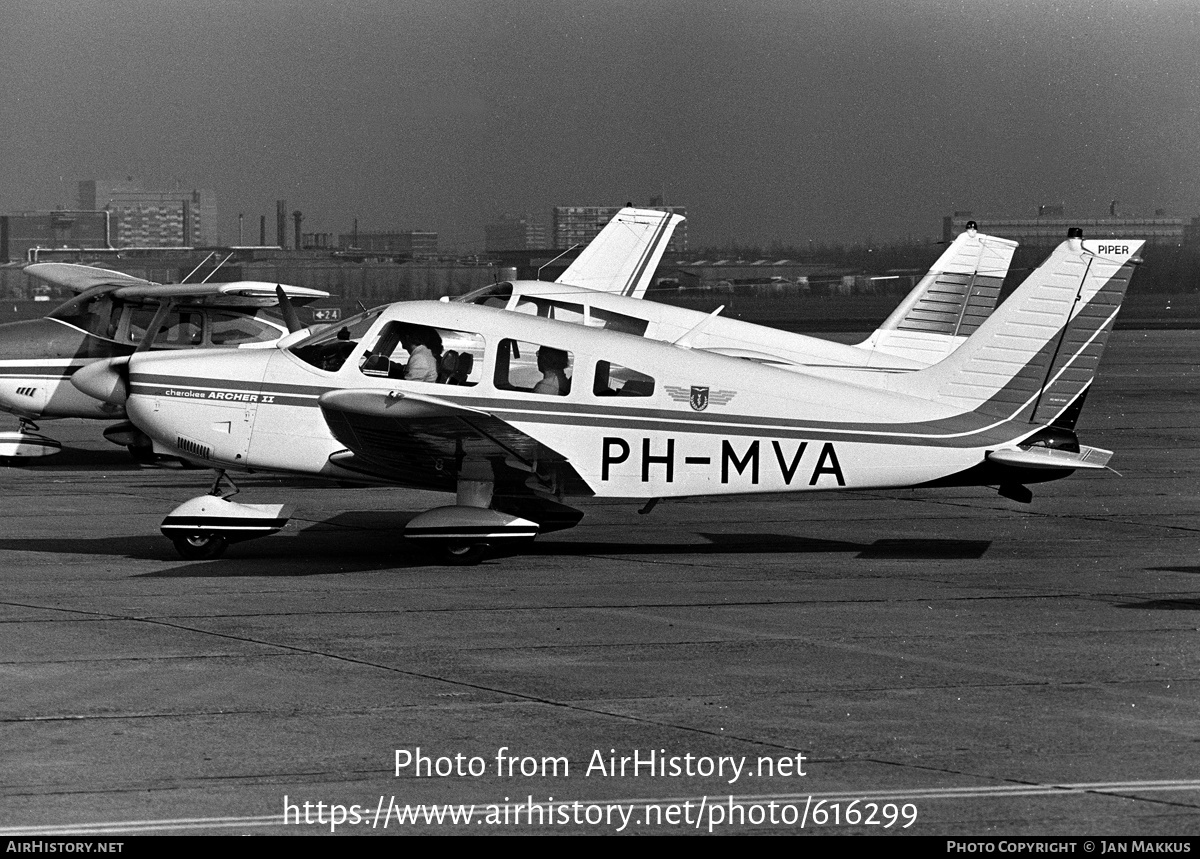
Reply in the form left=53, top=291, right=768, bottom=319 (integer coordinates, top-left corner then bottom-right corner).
left=2, top=0, right=1197, bottom=250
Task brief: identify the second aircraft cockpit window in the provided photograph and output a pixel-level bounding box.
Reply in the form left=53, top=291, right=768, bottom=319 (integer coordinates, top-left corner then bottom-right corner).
left=359, top=321, right=485, bottom=386
left=289, top=308, right=384, bottom=371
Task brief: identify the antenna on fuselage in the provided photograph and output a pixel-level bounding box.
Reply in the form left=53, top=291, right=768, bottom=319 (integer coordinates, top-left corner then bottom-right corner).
left=671, top=305, right=725, bottom=350
left=536, top=244, right=580, bottom=281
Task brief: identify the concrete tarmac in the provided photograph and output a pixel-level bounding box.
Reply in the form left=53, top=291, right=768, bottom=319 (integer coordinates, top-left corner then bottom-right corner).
left=1, top=329, right=1198, bottom=836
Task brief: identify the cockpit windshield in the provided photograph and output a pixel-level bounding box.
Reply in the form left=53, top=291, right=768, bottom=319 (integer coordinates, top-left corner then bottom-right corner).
left=288, top=308, right=384, bottom=371
left=48, top=290, right=120, bottom=339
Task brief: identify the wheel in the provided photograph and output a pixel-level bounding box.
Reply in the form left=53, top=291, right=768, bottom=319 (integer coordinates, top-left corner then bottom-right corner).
left=442, top=542, right=488, bottom=565
left=128, top=444, right=156, bottom=464
left=172, top=532, right=228, bottom=560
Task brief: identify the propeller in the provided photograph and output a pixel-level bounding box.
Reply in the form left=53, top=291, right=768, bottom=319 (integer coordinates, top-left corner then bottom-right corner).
left=71, top=356, right=132, bottom=406
left=276, top=284, right=303, bottom=333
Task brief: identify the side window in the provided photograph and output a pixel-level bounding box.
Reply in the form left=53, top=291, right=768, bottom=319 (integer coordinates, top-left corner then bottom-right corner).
left=127, top=308, right=203, bottom=347
left=359, top=322, right=484, bottom=386
left=590, top=307, right=649, bottom=337
left=512, top=297, right=648, bottom=336
left=209, top=311, right=282, bottom=346
left=495, top=339, right=573, bottom=396
left=513, top=297, right=587, bottom=325
left=594, top=361, right=655, bottom=397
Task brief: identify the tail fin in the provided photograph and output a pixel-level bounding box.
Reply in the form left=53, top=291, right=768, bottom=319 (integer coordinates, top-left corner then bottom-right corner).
left=555, top=207, right=683, bottom=298
left=858, top=224, right=1016, bottom=364
left=892, top=231, right=1142, bottom=425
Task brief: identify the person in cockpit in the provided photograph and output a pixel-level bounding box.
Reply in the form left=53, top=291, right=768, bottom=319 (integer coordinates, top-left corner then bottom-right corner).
left=398, top=325, right=442, bottom=382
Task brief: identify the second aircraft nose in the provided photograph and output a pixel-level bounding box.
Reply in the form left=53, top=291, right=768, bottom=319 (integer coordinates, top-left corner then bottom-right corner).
left=71, top=356, right=130, bottom=406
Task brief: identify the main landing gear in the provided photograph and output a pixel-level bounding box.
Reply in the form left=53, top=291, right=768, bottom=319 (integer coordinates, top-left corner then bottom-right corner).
left=401, top=478, right=539, bottom=565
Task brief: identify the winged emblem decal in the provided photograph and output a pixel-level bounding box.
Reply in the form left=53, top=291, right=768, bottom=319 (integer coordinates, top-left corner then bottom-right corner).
left=664, top=385, right=736, bottom=411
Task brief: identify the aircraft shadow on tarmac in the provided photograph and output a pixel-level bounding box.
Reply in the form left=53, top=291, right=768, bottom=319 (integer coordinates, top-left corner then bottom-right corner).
left=1115, top=596, right=1200, bottom=611
left=1147, top=566, right=1200, bottom=576
left=132, top=531, right=990, bottom=577
left=0, top=516, right=990, bottom=578
left=524, top=533, right=990, bottom=560
left=2, top=449, right=140, bottom=470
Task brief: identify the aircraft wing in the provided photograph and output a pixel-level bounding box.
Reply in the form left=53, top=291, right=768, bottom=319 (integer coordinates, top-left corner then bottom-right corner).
left=318, top=389, right=592, bottom=521
left=24, top=262, right=156, bottom=292
left=108, top=281, right=329, bottom=307
left=555, top=207, right=683, bottom=299
left=26, top=262, right=329, bottom=307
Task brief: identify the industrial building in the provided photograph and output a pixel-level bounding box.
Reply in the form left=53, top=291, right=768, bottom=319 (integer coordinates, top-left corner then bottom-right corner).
left=0, top=211, right=111, bottom=262
left=79, top=179, right=219, bottom=247
left=553, top=201, right=688, bottom=252
left=943, top=209, right=1198, bottom=247
left=484, top=213, right=548, bottom=252
left=335, top=230, right=439, bottom=259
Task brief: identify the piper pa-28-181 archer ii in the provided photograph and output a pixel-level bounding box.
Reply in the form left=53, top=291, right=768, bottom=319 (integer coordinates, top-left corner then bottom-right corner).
left=0, top=259, right=329, bottom=459
left=73, top=228, right=1140, bottom=563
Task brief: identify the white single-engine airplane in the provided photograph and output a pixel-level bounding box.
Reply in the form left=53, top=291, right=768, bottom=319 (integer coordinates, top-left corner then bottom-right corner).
left=475, top=219, right=1016, bottom=373
left=73, top=228, right=1140, bottom=563
left=0, top=261, right=329, bottom=459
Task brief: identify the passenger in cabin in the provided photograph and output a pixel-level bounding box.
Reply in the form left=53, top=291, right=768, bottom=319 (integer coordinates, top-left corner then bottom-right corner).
left=533, top=347, right=571, bottom=396
left=398, top=325, right=442, bottom=382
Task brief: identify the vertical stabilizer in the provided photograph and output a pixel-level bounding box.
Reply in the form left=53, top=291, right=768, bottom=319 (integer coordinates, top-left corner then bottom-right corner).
left=555, top=207, right=683, bottom=298
left=895, top=231, right=1142, bottom=424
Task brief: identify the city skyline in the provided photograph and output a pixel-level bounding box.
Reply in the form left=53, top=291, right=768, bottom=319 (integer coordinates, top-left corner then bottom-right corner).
left=2, top=0, right=1198, bottom=251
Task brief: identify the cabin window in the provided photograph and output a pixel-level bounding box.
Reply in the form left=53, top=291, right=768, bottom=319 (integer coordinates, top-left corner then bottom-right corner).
left=513, top=297, right=586, bottom=325
left=511, top=297, right=649, bottom=337
left=594, top=361, right=655, bottom=397
left=208, top=311, right=282, bottom=346
left=589, top=307, right=649, bottom=336
left=126, top=308, right=203, bottom=347
left=494, top=339, right=573, bottom=396
left=359, top=322, right=484, bottom=386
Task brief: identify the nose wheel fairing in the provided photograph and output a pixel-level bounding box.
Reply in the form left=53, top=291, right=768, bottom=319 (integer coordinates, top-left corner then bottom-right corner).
left=160, top=494, right=291, bottom=559
left=0, top=429, right=63, bottom=459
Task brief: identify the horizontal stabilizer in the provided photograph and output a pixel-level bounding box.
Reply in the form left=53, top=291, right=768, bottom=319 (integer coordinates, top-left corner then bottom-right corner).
left=987, top=444, right=1112, bottom=471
